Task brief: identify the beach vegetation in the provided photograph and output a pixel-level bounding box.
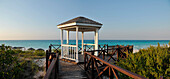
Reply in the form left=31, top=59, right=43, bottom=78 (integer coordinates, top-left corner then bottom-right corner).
left=33, top=50, right=46, bottom=56
left=0, top=44, right=40, bottom=79
left=16, top=49, right=46, bottom=59
left=116, top=43, right=170, bottom=79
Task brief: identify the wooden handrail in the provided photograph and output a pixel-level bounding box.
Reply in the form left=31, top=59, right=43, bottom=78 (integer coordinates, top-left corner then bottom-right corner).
left=44, top=53, right=59, bottom=79
left=84, top=52, right=146, bottom=79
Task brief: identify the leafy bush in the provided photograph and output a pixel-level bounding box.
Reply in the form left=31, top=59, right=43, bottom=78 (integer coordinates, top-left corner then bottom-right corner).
left=0, top=44, right=39, bottom=79
left=33, top=50, right=45, bottom=56
left=0, top=47, right=21, bottom=78
left=116, top=43, right=170, bottom=79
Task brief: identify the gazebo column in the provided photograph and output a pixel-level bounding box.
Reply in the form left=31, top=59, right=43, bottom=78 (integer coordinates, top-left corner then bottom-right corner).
left=81, top=32, right=84, bottom=54
left=61, top=29, right=63, bottom=58
left=66, top=30, right=69, bottom=56
left=95, top=28, right=99, bottom=56
left=67, top=30, right=69, bottom=44
left=76, top=27, right=79, bottom=62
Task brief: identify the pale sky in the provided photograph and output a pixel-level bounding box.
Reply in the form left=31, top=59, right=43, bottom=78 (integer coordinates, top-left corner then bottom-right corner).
left=0, top=0, right=170, bottom=40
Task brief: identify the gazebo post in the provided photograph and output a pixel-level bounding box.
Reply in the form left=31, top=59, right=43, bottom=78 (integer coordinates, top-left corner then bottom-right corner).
left=76, top=27, right=79, bottom=62
left=67, top=30, right=69, bottom=44
left=95, top=28, right=99, bottom=56
left=82, top=32, right=84, bottom=54
left=67, top=30, right=69, bottom=56
left=61, top=29, right=63, bottom=58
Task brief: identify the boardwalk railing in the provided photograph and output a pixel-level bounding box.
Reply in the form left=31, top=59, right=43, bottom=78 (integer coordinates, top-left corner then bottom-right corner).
left=46, top=44, right=60, bottom=71
left=44, top=44, right=60, bottom=79
left=96, top=45, right=134, bottom=62
left=44, top=52, right=59, bottom=79
left=49, top=44, right=61, bottom=53
left=107, top=45, right=133, bottom=59
left=84, top=51, right=146, bottom=79
left=84, top=44, right=95, bottom=51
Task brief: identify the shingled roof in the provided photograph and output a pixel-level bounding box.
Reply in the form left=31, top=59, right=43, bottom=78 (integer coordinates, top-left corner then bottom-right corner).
left=57, top=16, right=102, bottom=26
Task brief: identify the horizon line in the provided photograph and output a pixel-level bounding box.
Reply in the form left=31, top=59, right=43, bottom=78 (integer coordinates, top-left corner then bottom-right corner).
left=0, top=39, right=170, bottom=41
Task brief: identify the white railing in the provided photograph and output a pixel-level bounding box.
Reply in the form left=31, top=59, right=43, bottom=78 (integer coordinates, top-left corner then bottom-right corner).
left=62, top=44, right=76, bottom=47
left=61, top=44, right=96, bottom=62
left=62, top=44, right=77, bottom=61
left=83, top=43, right=95, bottom=46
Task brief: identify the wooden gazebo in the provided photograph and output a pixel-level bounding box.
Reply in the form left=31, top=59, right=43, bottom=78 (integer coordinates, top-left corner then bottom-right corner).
left=57, top=16, right=102, bottom=63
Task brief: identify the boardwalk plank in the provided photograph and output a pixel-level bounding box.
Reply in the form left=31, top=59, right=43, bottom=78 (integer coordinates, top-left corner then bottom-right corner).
left=58, top=61, right=88, bottom=79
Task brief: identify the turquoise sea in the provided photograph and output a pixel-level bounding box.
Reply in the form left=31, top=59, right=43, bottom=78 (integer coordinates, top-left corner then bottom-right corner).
left=0, top=40, right=169, bottom=51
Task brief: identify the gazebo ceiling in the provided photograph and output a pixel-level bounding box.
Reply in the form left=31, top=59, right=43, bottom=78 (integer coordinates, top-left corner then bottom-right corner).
left=57, top=16, right=103, bottom=31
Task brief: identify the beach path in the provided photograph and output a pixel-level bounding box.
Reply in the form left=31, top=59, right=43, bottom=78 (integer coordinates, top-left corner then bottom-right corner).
left=58, top=61, right=88, bottom=79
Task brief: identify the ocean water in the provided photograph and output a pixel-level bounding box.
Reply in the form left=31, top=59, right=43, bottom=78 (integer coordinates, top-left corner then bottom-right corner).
left=0, top=40, right=169, bottom=51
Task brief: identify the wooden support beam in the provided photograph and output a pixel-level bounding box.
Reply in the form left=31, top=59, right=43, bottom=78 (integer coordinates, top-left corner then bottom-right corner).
left=67, top=30, right=69, bottom=57
left=82, top=32, right=84, bottom=54
left=46, top=50, right=49, bottom=71
left=95, top=28, right=99, bottom=56
left=76, top=27, right=79, bottom=62
left=61, top=29, right=63, bottom=58
left=91, top=51, right=94, bottom=79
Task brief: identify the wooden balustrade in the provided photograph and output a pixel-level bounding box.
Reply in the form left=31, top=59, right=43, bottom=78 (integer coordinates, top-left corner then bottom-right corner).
left=84, top=44, right=95, bottom=51
left=44, top=44, right=60, bottom=79
left=96, top=45, right=133, bottom=62
left=44, top=52, right=59, bottom=79
left=84, top=51, right=146, bottom=79
left=49, top=44, right=61, bottom=53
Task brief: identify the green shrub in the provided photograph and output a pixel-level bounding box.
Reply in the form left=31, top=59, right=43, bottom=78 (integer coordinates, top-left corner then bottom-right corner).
left=33, top=50, right=45, bottom=56
left=116, top=43, right=170, bottom=79
left=0, top=49, right=22, bottom=79
left=0, top=44, right=39, bottom=79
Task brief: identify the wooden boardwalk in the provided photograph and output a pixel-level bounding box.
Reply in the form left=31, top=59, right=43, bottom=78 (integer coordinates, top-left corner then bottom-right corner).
left=45, top=45, right=146, bottom=79
left=58, top=61, right=88, bottom=79
left=58, top=54, right=117, bottom=79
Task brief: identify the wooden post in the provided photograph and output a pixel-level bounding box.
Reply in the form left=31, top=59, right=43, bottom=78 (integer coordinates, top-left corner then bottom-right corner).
left=82, top=32, right=84, bottom=54
left=67, top=30, right=69, bottom=44
left=76, top=27, right=79, bottom=62
left=84, top=52, right=87, bottom=71
left=95, top=28, right=99, bottom=56
left=55, top=54, right=58, bottom=78
left=109, top=67, right=113, bottom=79
left=117, top=45, right=119, bottom=61
left=55, top=59, right=57, bottom=79
left=67, top=30, right=69, bottom=57
left=102, top=48, right=105, bottom=60
left=91, top=51, right=94, bottom=79
left=46, top=50, right=48, bottom=71
left=61, top=29, right=63, bottom=58
left=49, top=45, right=51, bottom=53
left=114, top=69, right=120, bottom=79
left=85, top=45, right=86, bottom=51
left=107, top=44, right=108, bottom=54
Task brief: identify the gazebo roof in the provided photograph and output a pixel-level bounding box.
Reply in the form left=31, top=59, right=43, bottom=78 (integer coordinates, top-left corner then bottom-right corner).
left=57, top=16, right=102, bottom=31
